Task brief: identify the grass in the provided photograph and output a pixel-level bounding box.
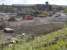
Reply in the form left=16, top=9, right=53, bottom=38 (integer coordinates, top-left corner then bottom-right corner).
left=1, top=26, right=67, bottom=50
left=64, top=8, right=67, bottom=13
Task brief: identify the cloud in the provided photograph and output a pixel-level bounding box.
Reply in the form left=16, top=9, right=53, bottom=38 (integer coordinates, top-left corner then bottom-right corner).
left=0, top=0, right=67, bottom=5
left=12, top=0, right=47, bottom=4
left=48, top=0, right=67, bottom=5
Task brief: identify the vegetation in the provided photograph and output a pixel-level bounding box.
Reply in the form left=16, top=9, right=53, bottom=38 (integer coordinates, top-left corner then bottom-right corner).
left=0, top=25, right=67, bottom=50
left=64, top=8, right=67, bottom=13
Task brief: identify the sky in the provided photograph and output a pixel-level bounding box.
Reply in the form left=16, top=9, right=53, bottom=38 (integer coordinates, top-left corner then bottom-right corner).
left=0, top=0, right=67, bottom=5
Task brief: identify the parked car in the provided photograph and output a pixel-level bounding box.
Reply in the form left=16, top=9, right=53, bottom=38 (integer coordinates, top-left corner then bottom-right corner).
left=4, top=28, right=14, bottom=33
left=23, top=15, right=33, bottom=20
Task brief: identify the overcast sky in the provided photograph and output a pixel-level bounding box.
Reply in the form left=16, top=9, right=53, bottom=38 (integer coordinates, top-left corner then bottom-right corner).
left=0, top=0, right=67, bottom=5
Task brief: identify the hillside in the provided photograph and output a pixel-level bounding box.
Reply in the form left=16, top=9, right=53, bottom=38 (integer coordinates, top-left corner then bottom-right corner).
left=1, top=25, right=67, bottom=50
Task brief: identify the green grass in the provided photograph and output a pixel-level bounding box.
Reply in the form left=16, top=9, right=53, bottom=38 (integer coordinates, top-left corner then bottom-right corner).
left=1, top=27, right=67, bottom=50
left=64, top=8, right=67, bottom=13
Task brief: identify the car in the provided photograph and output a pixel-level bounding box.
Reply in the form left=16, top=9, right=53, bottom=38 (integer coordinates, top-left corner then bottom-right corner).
left=23, top=15, right=33, bottom=20
left=4, top=28, right=14, bottom=33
